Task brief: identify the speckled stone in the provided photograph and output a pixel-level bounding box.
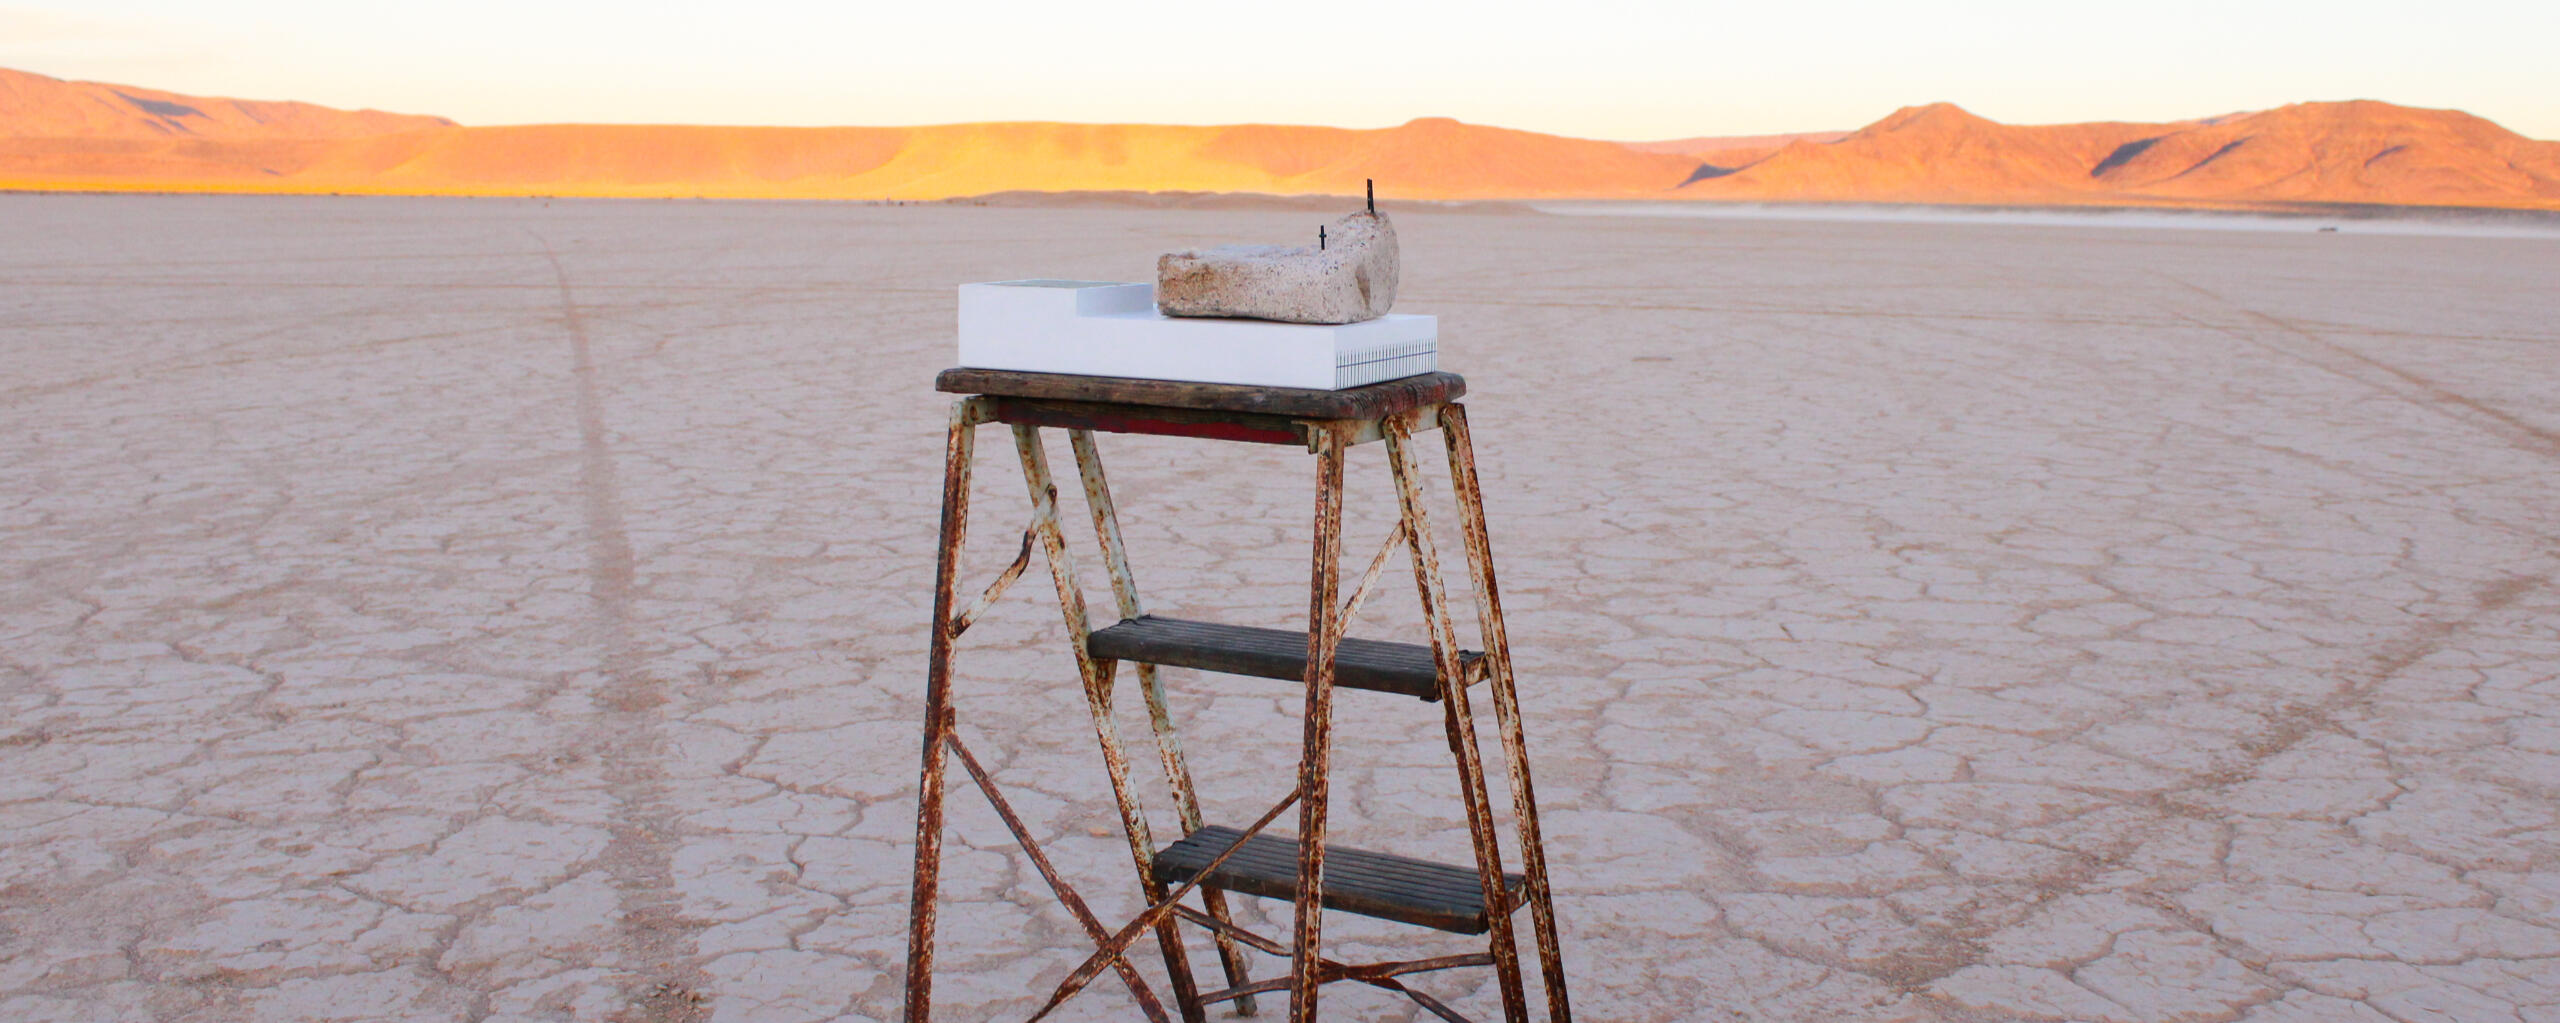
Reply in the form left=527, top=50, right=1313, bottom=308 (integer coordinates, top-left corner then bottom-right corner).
left=1156, top=209, right=1399, bottom=323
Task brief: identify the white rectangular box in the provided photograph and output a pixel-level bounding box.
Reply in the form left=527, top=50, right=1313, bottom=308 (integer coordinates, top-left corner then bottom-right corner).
left=956, top=280, right=1436, bottom=390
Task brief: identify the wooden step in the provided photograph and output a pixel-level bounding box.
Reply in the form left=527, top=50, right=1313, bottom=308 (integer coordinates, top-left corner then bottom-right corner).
left=1087, top=615, right=1481, bottom=701
left=1152, top=826, right=1525, bottom=935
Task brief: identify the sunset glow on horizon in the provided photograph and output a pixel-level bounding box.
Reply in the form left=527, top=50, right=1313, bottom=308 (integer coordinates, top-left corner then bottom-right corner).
left=5, top=0, right=2558, bottom=141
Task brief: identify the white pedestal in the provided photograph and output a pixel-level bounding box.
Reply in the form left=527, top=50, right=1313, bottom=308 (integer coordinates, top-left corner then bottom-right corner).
left=956, top=280, right=1436, bottom=390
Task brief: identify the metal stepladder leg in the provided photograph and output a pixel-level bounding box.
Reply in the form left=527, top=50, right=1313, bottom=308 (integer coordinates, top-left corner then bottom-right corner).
left=1274, top=406, right=1571, bottom=1022
left=1382, top=412, right=1529, bottom=1022
left=902, top=400, right=976, bottom=1023
left=906, top=398, right=1192, bottom=1022
left=1289, top=423, right=1350, bottom=1019
left=1439, top=404, right=1571, bottom=1021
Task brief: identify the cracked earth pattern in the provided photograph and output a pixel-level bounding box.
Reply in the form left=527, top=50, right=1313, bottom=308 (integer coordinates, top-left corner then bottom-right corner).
left=2, top=195, right=2556, bottom=1022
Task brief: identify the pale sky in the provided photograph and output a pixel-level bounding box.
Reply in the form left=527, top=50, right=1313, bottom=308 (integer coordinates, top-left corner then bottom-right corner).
left=5, top=0, right=2556, bottom=141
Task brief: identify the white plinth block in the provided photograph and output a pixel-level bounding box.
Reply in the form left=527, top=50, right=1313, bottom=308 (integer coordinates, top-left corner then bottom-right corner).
left=956, top=280, right=1435, bottom=390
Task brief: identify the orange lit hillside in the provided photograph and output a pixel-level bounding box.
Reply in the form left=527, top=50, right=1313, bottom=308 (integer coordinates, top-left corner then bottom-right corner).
left=1678, top=104, right=2193, bottom=203
left=0, top=66, right=451, bottom=139
left=2090, top=100, right=2560, bottom=207
left=5, top=66, right=2558, bottom=210
left=315, top=118, right=1703, bottom=199
left=0, top=115, right=1701, bottom=201
left=1678, top=101, right=2560, bottom=209
left=1622, top=131, right=1852, bottom=172
left=0, top=68, right=1700, bottom=200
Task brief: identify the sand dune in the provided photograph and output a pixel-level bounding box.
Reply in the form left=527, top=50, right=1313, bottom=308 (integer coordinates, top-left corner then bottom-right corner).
left=4, top=65, right=2555, bottom=210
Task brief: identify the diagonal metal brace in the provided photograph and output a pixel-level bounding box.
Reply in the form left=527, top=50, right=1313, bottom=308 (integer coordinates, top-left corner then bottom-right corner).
left=1172, top=905, right=1493, bottom=981
left=949, top=524, right=1037, bottom=638
left=945, top=730, right=1172, bottom=1023
left=1023, top=786, right=1306, bottom=1023
left=1181, top=927, right=1487, bottom=1023
left=1171, top=903, right=1490, bottom=1021
left=1331, top=519, right=1410, bottom=647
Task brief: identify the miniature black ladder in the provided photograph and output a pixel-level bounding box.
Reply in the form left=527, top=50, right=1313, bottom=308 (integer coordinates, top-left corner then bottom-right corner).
left=904, top=369, right=1570, bottom=1023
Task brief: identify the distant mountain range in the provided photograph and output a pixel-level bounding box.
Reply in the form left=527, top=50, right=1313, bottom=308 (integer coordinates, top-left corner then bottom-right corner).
left=5, top=66, right=2557, bottom=211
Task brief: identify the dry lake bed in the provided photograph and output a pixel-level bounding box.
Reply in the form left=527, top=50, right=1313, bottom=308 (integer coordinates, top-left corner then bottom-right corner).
left=3, top=194, right=2558, bottom=1022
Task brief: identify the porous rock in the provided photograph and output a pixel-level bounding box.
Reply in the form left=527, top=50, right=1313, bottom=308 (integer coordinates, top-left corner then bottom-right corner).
left=1156, top=209, right=1399, bottom=324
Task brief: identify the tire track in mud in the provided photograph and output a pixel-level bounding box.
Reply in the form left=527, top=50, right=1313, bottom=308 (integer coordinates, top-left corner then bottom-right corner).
left=537, top=239, right=713, bottom=1023
left=2146, top=268, right=2560, bottom=806
left=2153, top=271, right=2560, bottom=462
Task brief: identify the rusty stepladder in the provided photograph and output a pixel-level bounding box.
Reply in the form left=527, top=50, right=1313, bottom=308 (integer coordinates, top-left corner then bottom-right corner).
left=904, top=368, right=1570, bottom=1023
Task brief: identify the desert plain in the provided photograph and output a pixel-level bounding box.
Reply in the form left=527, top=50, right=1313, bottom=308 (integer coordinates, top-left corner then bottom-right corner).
left=3, top=194, right=2558, bottom=1023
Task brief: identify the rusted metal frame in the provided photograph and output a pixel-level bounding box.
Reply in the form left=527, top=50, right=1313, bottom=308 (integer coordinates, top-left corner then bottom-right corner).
left=1301, top=406, right=1445, bottom=451
left=1011, top=423, right=1209, bottom=1023
left=935, top=367, right=1467, bottom=420
left=1372, top=976, right=1474, bottom=1022
left=1290, top=423, right=1351, bottom=1021
left=1439, top=403, right=1571, bottom=1022
left=996, top=396, right=1306, bottom=446
left=1201, top=975, right=1473, bottom=1023
left=1383, top=411, right=1532, bottom=1023
left=1292, top=416, right=1392, bottom=451
left=1066, top=428, right=1260, bottom=1018
left=984, top=393, right=1441, bottom=456
left=905, top=396, right=992, bottom=1023
left=948, top=525, right=1036, bottom=638
left=1181, top=934, right=1486, bottom=1023
left=1174, top=905, right=1495, bottom=981
left=1176, top=905, right=1483, bottom=969
left=1330, top=519, right=1411, bottom=647
left=1169, top=904, right=1288, bottom=958
left=1024, top=786, right=1304, bottom=1023
left=945, top=732, right=1174, bottom=1023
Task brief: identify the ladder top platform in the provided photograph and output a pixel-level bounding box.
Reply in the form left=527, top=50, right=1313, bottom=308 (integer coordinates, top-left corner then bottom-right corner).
left=937, top=369, right=1466, bottom=421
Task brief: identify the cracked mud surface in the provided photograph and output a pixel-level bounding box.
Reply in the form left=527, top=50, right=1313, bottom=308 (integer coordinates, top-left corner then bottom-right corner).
left=2, top=195, right=2556, bottom=1022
